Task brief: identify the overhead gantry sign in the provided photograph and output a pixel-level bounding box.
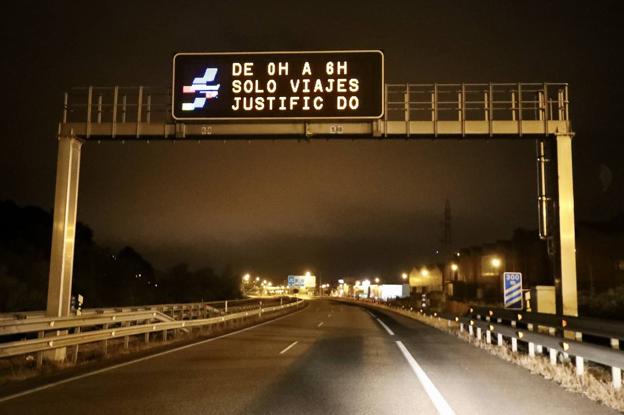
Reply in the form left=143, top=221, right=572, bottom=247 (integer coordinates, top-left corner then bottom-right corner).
left=172, top=50, right=384, bottom=120
left=48, top=51, right=578, bottom=346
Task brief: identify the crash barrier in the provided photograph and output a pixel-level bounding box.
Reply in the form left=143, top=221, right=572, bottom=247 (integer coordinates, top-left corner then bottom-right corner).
left=336, top=298, right=623, bottom=390
left=0, top=297, right=303, bottom=365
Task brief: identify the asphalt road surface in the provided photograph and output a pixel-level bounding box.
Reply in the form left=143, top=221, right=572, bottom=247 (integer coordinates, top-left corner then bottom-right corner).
left=0, top=300, right=617, bottom=415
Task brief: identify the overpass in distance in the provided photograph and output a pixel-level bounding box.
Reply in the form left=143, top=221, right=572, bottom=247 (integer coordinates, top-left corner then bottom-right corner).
left=0, top=299, right=619, bottom=415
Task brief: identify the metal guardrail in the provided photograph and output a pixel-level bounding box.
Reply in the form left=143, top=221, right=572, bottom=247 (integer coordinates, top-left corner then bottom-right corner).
left=338, top=298, right=623, bottom=390
left=0, top=297, right=303, bottom=363
left=0, top=297, right=282, bottom=323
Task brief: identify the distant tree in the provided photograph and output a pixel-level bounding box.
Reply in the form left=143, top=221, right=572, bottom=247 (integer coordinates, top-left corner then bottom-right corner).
left=0, top=200, right=243, bottom=311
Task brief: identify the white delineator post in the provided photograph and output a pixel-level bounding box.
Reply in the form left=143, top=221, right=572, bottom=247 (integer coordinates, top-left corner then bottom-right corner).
left=46, top=135, right=82, bottom=361
left=556, top=134, right=578, bottom=317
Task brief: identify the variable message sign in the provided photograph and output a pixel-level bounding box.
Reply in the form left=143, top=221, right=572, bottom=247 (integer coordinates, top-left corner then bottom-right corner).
left=172, top=50, right=384, bottom=120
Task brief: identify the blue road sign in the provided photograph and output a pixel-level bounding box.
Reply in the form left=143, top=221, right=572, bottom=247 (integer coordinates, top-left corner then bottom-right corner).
left=503, top=272, right=523, bottom=310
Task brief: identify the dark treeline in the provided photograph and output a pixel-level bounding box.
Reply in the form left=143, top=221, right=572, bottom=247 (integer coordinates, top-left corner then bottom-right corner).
left=0, top=200, right=241, bottom=312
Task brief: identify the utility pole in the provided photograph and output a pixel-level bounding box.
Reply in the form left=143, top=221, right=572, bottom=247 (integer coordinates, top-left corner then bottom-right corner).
left=440, top=199, right=452, bottom=294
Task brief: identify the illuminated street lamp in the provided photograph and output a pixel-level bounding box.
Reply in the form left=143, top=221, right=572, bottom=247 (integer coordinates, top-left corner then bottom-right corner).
left=491, top=257, right=502, bottom=301
left=451, top=264, right=458, bottom=272
left=420, top=268, right=429, bottom=277
left=491, top=257, right=502, bottom=269
left=243, top=273, right=250, bottom=282
left=401, top=273, right=408, bottom=281
left=374, top=277, right=380, bottom=284
left=305, top=271, right=311, bottom=277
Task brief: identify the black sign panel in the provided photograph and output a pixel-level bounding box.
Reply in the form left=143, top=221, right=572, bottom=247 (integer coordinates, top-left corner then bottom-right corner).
left=172, top=50, right=384, bottom=121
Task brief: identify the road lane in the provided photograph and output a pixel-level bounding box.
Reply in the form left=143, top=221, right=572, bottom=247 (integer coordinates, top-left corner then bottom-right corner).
left=370, top=306, right=619, bottom=415
left=2, top=299, right=614, bottom=415
left=0, top=300, right=435, bottom=415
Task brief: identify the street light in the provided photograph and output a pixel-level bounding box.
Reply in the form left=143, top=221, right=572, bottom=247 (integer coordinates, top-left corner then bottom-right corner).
left=374, top=277, right=380, bottom=284
left=491, top=257, right=501, bottom=269
left=243, top=273, right=250, bottom=282
left=401, top=273, right=408, bottom=280
left=450, top=264, right=458, bottom=272
left=491, top=257, right=502, bottom=301
left=420, top=268, right=429, bottom=277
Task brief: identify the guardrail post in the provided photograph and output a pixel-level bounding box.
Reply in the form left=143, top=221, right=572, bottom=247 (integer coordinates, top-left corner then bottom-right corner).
left=613, top=367, right=622, bottom=390
left=459, top=323, right=464, bottom=332
left=528, top=342, right=535, bottom=357
left=225, top=301, right=228, bottom=314
left=575, top=356, right=584, bottom=376
left=550, top=348, right=557, bottom=365
left=36, top=331, right=44, bottom=369
left=476, top=327, right=482, bottom=340
left=486, top=330, right=492, bottom=344
left=72, top=327, right=80, bottom=364
left=163, top=329, right=167, bottom=342
left=511, top=337, right=518, bottom=352
left=468, top=325, right=474, bottom=336
left=611, top=338, right=620, bottom=350
left=124, top=322, right=130, bottom=349
left=102, top=324, right=109, bottom=356
left=497, top=333, right=503, bottom=346
left=536, top=345, right=543, bottom=354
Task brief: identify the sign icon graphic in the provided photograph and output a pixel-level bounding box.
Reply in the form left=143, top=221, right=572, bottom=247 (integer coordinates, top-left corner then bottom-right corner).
left=181, top=68, right=220, bottom=111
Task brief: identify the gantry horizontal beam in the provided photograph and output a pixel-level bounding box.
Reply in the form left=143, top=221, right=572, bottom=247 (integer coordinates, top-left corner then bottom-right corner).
left=60, top=119, right=571, bottom=141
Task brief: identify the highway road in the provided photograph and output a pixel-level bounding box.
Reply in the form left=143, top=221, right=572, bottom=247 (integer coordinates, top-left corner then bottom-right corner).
left=0, top=300, right=617, bottom=415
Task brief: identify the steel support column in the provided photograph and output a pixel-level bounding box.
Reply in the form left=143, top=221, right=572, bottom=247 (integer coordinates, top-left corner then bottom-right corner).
left=556, top=133, right=578, bottom=316
left=46, top=136, right=82, bottom=319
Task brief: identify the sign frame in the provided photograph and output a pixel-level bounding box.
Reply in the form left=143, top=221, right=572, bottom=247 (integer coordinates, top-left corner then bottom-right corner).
left=171, top=50, right=385, bottom=121
left=503, top=272, right=523, bottom=310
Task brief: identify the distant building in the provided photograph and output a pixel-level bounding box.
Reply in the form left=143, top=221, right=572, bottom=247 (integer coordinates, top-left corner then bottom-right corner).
left=408, top=265, right=443, bottom=293
left=443, top=220, right=624, bottom=303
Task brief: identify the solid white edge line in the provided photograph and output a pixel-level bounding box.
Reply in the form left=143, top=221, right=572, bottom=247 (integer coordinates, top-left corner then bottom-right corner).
left=367, top=310, right=376, bottom=318
left=376, top=318, right=395, bottom=336
left=396, top=341, right=456, bottom=415
left=279, top=340, right=299, bottom=355
left=317, top=321, right=324, bottom=327
left=0, top=305, right=305, bottom=403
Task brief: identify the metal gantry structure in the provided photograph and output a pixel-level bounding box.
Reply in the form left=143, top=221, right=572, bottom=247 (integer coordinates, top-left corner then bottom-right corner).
left=49, top=82, right=577, bottom=348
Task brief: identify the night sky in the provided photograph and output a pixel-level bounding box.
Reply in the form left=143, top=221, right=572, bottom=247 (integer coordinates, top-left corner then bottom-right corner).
left=1, top=1, right=622, bottom=282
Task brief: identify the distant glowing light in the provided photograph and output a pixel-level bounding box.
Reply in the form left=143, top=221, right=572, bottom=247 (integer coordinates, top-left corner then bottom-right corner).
left=491, top=257, right=502, bottom=268
left=401, top=273, right=408, bottom=280
left=451, top=264, right=459, bottom=272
